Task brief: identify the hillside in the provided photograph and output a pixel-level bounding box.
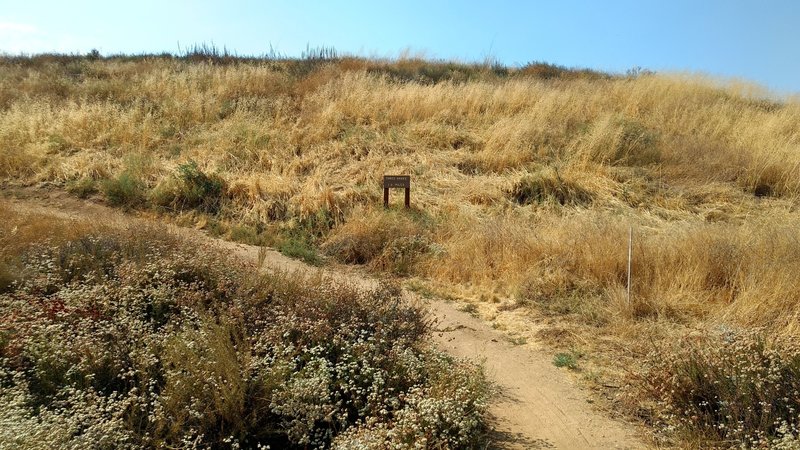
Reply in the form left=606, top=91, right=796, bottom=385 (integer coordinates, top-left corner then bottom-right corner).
left=2, top=53, right=800, bottom=447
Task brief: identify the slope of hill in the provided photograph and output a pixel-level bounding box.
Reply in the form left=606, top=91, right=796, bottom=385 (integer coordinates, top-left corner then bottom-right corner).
left=2, top=53, right=800, bottom=447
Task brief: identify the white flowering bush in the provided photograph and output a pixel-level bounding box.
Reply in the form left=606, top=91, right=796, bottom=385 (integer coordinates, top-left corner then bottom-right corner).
left=0, top=216, right=489, bottom=449
left=637, top=330, right=800, bottom=448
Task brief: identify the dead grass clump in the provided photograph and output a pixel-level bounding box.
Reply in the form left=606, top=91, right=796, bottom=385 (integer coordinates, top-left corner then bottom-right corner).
left=573, top=115, right=662, bottom=166
left=427, top=214, right=539, bottom=286
left=514, top=267, right=608, bottom=324
left=323, top=208, right=431, bottom=275
left=508, top=168, right=594, bottom=206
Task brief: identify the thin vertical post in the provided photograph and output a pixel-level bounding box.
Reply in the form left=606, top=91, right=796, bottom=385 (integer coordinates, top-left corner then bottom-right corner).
left=627, top=226, right=632, bottom=305
left=404, top=187, right=410, bottom=208
left=384, top=188, right=389, bottom=208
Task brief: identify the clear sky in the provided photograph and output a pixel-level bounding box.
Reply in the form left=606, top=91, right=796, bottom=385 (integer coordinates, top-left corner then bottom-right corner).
left=1, top=0, right=798, bottom=94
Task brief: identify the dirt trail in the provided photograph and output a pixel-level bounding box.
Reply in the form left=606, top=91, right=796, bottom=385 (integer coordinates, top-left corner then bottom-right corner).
left=3, top=190, right=645, bottom=449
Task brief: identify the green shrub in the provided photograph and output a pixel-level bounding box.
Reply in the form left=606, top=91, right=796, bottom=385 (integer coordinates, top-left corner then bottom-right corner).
left=638, top=330, right=800, bottom=447
left=102, top=172, right=144, bottom=207
left=176, top=160, right=224, bottom=211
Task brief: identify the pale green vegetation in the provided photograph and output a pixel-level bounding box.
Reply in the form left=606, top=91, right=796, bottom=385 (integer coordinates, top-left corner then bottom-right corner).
left=0, top=202, right=489, bottom=449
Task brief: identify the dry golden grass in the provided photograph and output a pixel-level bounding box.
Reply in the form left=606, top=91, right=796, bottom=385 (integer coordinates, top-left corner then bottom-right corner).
left=1, top=56, right=799, bottom=347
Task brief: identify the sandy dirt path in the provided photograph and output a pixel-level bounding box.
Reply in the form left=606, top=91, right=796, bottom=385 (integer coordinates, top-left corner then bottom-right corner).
left=2, top=189, right=645, bottom=449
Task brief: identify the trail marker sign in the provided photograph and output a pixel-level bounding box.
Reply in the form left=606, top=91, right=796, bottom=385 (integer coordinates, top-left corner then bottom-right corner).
left=383, top=175, right=410, bottom=208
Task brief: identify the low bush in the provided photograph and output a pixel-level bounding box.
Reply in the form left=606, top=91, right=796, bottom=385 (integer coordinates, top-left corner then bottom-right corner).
left=552, top=352, right=579, bottom=370
left=150, top=161, right=225, bottom=213
left=102, top=171, right=145, bottom=207
left=0, top=210, right=489, bottom=449
left=638, top=329, right=800, bottom=448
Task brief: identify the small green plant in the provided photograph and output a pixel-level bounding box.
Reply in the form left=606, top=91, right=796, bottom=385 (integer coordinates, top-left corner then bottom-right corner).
left=66, top=177, right=97, bottom=198
left=553, top=352, right=579, bottom=370
left=459, top=303, right=479, bottom=316
left=150, top=161, right=225, bottom=213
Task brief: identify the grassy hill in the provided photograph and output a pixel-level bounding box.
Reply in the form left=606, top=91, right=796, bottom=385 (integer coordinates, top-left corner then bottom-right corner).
left=2, top=51, right=800, bottom=447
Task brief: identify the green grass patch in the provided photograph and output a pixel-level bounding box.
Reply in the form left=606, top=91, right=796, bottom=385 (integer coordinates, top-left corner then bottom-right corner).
left=277, top=235, right=322, bottom=266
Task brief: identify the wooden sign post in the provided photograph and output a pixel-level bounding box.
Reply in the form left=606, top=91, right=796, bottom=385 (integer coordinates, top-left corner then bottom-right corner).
left=383, top=175, right=410, bottom=208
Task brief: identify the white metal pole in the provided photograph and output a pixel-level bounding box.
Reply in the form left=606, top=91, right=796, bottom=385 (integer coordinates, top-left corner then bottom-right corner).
left=627, top=226, right=632, bottom=305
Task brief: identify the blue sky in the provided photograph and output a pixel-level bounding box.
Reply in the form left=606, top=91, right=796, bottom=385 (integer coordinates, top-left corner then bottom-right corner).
left=1, top=0, right=798, bottom=93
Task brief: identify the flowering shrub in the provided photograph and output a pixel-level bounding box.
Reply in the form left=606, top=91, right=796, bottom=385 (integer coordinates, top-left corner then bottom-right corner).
left=0, top=219, right=489, bottom=449
left=638, top=329, right=800, bottom=448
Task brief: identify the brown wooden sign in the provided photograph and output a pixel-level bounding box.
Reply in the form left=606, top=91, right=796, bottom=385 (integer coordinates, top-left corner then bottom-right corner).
left=383, top=175, right=411, bottom=208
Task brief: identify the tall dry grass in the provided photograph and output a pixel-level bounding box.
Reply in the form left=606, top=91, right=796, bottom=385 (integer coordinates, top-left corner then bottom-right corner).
left=428, top=210, right=800, bottom=331
left=2, top=55, right=799, bottom=330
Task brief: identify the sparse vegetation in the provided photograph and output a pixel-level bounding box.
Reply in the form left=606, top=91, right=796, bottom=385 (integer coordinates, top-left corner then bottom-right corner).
left=1, top=51, right=799, bottom=447
left=277, top=234, right=322, bottom=266
left=553, top=352, right=579, bottom=370
left=66, top=177, right=98, bottom=198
